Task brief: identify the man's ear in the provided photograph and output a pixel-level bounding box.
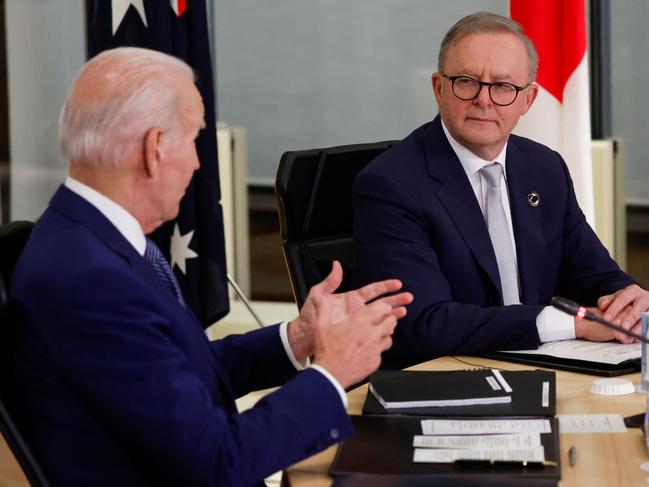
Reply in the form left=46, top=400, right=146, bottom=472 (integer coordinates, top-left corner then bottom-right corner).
left=432, top=72, right=443, bottom=103
left=143, top=127, right=163, bottom=178
left=520, top=83, right=539, bottom=115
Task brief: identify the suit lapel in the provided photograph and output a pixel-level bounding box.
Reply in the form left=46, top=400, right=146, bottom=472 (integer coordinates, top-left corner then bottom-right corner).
left=506, top=141, right=544, bottom=304
left=50, top=186, right=178, bottom=304
left=49, top=185, right=143, bottom=266
left=49, top=186, right=237, bottom=409
left=423, top=119, right=503, bottom=298
left=51, top=187, right=189, bottom=312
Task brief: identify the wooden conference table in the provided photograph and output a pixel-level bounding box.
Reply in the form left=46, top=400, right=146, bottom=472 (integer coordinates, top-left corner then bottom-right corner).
left=284, top=356, right=648, bottom=487
left=0, top=356, right=645, bottom=486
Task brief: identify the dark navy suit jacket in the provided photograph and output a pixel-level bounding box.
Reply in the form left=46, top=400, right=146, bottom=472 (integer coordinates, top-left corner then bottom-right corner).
left=353, top=117, right=634, bottom=369
left=9, top=186, right=351, bottom=487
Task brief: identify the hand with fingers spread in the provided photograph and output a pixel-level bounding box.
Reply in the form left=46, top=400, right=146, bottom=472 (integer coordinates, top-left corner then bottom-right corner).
left=287, top=261, right=413, bottom=363
left=311, top=298, right=405, bottom=388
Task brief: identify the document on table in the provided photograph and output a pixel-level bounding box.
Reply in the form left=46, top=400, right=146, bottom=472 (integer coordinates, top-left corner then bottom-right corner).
left=557, top=414, right=627, bottom=433
left=501, top=339, right=640, bottom=365
left=413, top=432, right=542, bottom=449
left=420, top=418, right=552, bottom=435
left=413, top=446, right=546, bottom=463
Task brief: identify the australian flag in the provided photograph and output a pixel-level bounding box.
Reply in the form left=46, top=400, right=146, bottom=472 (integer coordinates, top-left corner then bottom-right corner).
left=88, top=0, right=229, bottom=326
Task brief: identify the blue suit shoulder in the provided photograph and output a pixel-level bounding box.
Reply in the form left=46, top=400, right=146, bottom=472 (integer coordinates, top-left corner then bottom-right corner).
left=353, top=121, right=437, bottom=208
left=508, top=132, right=563, bottom=160
left=359, top=121, right=433, bottom=177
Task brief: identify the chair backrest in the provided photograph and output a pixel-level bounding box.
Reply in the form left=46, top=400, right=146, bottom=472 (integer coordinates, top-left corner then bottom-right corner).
left=0, top=220, right=34, bottom=293
left=275, top=141, right=397, bottom=307
left=0, top=221, right=51, bottom=486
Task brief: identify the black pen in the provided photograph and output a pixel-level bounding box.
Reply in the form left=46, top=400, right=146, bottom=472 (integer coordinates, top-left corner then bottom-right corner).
left=454, top=459, right=558, bottom=468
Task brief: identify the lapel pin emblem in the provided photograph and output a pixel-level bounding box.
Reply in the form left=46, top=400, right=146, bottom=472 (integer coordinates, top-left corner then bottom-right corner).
left=527, top=191, right=540, bottom=207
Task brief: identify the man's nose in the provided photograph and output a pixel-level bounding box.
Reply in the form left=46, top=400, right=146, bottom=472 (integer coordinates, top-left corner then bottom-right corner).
left=473, top=84, right=492, bottom=107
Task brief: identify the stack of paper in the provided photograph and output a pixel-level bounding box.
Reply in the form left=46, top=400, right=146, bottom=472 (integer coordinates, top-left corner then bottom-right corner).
left=413, top=418, right=552, bottom=464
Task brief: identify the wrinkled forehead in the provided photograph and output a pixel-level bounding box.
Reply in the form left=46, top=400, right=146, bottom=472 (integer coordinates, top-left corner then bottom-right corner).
left=444, top=31, right=530, bottom=80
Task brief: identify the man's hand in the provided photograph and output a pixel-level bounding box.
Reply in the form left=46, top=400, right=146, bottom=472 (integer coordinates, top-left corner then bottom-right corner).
left=574, top=307, right=617, bottom=342
left=596, top=284, right=649, bottom=343
left=287, top=261, right=413, bottom=362
left=312, top=297, right=403, bottom=388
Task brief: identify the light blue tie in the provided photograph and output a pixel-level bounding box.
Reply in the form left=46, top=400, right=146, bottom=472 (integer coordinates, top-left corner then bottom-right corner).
left=480, top=163, right=520, bottom=305
left=144, top=238, right=186, bottom=306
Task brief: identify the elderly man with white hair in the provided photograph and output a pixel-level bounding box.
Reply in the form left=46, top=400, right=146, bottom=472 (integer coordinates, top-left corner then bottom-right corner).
left=7, top=47, right=412, bottom=487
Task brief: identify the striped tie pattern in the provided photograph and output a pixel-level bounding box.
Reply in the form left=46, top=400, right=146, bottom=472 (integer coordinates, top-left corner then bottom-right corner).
left=144, top=238, right=186, bottom=306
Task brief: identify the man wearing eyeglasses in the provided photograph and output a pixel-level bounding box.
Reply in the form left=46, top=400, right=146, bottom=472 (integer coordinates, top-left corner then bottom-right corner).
left=353, top=11, right=649, bottom=369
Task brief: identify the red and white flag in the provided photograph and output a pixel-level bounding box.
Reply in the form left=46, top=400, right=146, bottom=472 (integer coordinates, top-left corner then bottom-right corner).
left=511, top=0, right=594, bottom=224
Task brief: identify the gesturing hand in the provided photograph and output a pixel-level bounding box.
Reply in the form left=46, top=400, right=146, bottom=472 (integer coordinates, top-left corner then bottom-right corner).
left=287, top=261, right=413, bottom=362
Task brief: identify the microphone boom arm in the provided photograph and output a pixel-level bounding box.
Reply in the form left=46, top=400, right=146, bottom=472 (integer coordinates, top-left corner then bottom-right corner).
left=551, top=296, right=649, bottom=344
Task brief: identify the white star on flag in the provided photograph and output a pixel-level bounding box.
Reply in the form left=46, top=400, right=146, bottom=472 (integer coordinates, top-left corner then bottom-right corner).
left=112, top=0, right=147, bottom=35
left=170, top=224, right=198, bottom=275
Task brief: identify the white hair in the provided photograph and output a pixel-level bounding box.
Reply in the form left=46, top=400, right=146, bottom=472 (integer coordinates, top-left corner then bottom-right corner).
left=59, top=47, right=195, bottom=168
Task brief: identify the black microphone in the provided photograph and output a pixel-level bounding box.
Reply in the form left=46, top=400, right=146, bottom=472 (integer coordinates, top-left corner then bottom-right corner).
left=551, top=296, right=649, bottom=344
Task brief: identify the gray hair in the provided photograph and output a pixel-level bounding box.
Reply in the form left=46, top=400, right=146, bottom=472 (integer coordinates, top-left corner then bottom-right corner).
left=438, top=12, right=538, bottom=83
left=59, top=47, right=195, bottom=168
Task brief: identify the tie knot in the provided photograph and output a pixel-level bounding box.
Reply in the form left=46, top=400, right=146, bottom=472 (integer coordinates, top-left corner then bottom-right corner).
left=480, top=162, right=504, bottom=188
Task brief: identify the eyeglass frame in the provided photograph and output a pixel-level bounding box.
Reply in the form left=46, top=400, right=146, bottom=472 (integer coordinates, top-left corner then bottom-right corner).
left=439, top=72, right=531, bottom=107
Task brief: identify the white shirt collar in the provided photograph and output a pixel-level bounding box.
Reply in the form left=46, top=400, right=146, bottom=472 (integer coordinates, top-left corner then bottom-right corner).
left=64, top=176, right=147, bottom=256
left=441, top=119, right=509, bottom=177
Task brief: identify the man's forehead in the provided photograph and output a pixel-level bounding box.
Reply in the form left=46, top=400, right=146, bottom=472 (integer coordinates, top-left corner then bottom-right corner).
left=448, top=30, right=526, bottom=53
left=444, top=31, right=529, bottom=77
left=179, top=80, right=205, bottom=122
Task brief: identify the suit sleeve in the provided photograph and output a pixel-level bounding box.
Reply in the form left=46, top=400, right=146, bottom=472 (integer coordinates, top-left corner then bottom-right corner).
left=208, top=323, right=299, bottom=398
left=353, top=169, right=543, bottom=368
left=55, top=267, right=352, bottom=487
left=552, top=155, right=635, bottom=304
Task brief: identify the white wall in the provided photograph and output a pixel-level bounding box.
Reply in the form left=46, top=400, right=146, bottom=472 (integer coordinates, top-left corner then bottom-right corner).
left=213, top=0, right=508, bottom=186
left=5, top=1, right=647, bottom=210
left=6, top=0, right=86, bottom=220
left=610, top=0, right=649, bottom=206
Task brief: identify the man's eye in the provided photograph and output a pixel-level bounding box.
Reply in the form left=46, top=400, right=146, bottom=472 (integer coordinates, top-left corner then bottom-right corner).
left=456, top=78, right=476, bottom=86
left=493, top=83, right=515, bottom=92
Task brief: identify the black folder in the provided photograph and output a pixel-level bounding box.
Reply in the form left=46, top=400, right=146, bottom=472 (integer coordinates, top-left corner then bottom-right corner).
left=363, top=369, right=556, bottom=417
left=369, top=369, right=512, bottom=409
left=332, top=473, right=558, bottom=487
left=331, top=415, right=561, bottom=481
left=477, top=351, right=640, bottom=377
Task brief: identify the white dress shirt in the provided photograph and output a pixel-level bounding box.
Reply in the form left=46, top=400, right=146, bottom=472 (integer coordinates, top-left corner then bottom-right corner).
left=64, top=177, right=348, bottom=406
left=440, top=123, right=574, bottom=342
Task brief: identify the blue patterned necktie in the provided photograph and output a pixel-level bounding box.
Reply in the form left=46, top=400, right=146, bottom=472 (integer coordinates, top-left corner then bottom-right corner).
left=144, top=238, right=186, bottom=306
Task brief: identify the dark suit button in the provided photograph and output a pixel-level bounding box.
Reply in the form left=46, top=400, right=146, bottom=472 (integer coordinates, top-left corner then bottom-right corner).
left=330, top=428, right=339, bottom=440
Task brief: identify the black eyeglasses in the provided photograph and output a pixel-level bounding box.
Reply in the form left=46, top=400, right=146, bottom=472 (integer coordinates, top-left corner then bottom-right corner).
left=440, top=73, right=530, bottom=107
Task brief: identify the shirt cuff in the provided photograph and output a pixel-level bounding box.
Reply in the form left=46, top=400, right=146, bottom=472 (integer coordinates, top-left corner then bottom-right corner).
left=310, top=364, right=349, bottom=408
left=536, top=306, right=576, bottom=342
left=279, top=321, right=310, bottom=370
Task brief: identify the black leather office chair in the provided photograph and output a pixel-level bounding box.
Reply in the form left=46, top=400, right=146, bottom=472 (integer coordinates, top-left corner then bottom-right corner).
left=0, top=220, right=34, bottom=298
left=276, top=141, right=397, bottom=308
left=0, top=220, right=51, bottom=487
